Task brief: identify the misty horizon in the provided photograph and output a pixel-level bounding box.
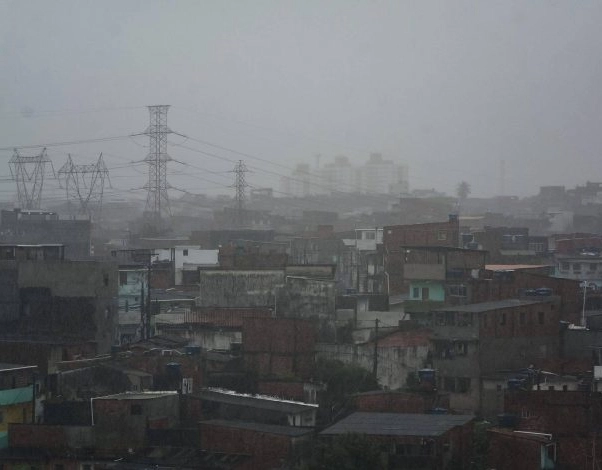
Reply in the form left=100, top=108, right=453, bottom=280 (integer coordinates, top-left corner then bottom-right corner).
left=2, top=1, right=602, bottom=203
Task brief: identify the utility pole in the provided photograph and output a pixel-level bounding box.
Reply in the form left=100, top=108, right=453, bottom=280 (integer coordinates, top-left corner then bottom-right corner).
left=9, top=148, right=53, bottom=209
left=232, top=160, right=248, bottom=228
left=146, top=261, right=152, bottom=339
left=143, top=105, right=172, bottom=229
left=373, top=318, right=379, bottom=378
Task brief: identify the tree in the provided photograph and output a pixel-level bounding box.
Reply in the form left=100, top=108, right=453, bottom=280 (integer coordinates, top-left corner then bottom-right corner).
left=302, top=433, right=387, bottom=470
left=314, top=358, right=380, bottom=423
left=315, top=358, right=379, bottom=403
left=456, top=181, right=471, bottom=201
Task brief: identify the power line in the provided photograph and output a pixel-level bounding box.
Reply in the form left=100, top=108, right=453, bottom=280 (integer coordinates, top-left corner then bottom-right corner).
left=0, top=135, right=132, bottom=152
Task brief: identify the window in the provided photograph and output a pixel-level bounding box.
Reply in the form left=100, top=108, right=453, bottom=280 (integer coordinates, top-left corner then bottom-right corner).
left=183, top=249, right=189, bottom=256
left=448, top=285, right=467, bottom=297
left=538, top=312, right=545, bottom=325
left=457, top=377, right=471, bottom=393
left=457, top=312, right=472, bottom=327
left=548, top=386, right=555, bottom=391
left=455, top=341, right=468, bottom=356
left=437, top=230, right=447, bottom=241
left=103, top=274, right=109, bottom=287
left=589, top=263, right=597, bottom=272
left=365, top=231, right=376, bottom=240
left=499, top=312, right=506, bottom=325
left=412, top=287, right=420, bottom=299
left=443, top=377, right=456, bottom=392
left=421, top=287, right=430, bottom=301
left=119, top=271, right=128, bottom=286
left=521, top=407, right=531, bottom=418
left=131, top=404, right=143, bottom=415
left=562, top=385, right=568, bottom=391
left=573, top=263, right=581, bottom=273
left=561, top=262, right=570, bottom=271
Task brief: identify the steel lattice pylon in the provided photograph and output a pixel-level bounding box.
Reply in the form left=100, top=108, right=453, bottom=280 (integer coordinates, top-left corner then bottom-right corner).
left=58, top=153, right=110, bottom=219
left=232, top=160, right=248, bottom=228
left=9, top=148, right=52, bottom=209
left=143, top=105, right=172, bottom=224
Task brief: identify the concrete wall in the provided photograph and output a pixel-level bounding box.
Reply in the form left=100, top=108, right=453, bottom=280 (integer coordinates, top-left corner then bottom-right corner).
left=198, top=270, right=284, bottom=308
left=277, top=276, right=336, bottom=318
left=0, top=215, right=91, bottom=260
left=93, top=393, right=179, bottom=450
left=156, top=326, right=241, bottom=351
left=0, top=265, right=18, bottom=322
left=15, top=260, right=118, bottom=353
left=563, top=328, right=602, bottom=359
left=315, top=340, right=430, bottom=391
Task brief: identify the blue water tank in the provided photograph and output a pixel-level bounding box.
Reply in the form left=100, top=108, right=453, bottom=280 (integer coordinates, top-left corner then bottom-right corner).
left=507, top=378, right=525, bottom=391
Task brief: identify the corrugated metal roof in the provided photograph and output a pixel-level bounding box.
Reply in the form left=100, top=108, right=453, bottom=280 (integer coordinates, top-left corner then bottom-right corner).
left=485, top=264, right=550, bottom=271
left=433, top=298, right=552, bottom=314
left=320, top=412, right=473, bottom=437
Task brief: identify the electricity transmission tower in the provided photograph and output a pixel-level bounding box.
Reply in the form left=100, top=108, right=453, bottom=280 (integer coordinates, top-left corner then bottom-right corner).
left=232, top=160, right=249, bottom=228
left=9, top=148, right=53, bottom=209
left=143, top=105, right=172, bottom=225
left=58, top=153, right=110, bottom=219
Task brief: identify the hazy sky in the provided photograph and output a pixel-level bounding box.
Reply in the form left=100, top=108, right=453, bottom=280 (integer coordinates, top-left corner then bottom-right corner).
left=1, top=0, right=602, bottom=203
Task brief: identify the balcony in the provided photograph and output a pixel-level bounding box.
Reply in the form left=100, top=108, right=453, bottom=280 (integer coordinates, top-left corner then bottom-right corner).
left=404, top=263, right=445, bottom=281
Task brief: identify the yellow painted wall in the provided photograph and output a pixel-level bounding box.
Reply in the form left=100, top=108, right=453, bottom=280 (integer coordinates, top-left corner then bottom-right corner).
left=0, top=402, right=32, bottom=433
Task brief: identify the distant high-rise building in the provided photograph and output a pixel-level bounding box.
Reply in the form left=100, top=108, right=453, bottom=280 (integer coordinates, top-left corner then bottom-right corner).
left=358, top=153, right=409, bottom=195
left=280, top=154, right=409, bottom=198
left=321, top=155, right=355, bottom=194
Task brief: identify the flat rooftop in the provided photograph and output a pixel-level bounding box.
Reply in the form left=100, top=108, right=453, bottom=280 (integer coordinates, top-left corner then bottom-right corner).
left=95, top=391, right=178, bottom=400
left=200, top=388, right=318, bottom=414
left=320, top=412, right=474, bottom=437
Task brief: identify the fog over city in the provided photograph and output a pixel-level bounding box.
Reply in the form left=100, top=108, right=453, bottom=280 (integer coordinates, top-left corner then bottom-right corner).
left=2, top=1, right=602, bottom=201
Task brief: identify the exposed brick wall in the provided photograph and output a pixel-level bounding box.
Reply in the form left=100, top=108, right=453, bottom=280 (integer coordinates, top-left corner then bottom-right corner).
left=243, top=317, right=317, bottom=379
left=353, top=392, right=450, bottom=413
left=200, top=423, right=295, bottom=470
left=505, top=391, right=602, bottom=437
left=478, top=301, right=560, bottom=339
left=383, top=218, right=460, bottom=294
left=487, top=431, right=544, bottom=470
left=471, top=271, right=581, bottom=324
